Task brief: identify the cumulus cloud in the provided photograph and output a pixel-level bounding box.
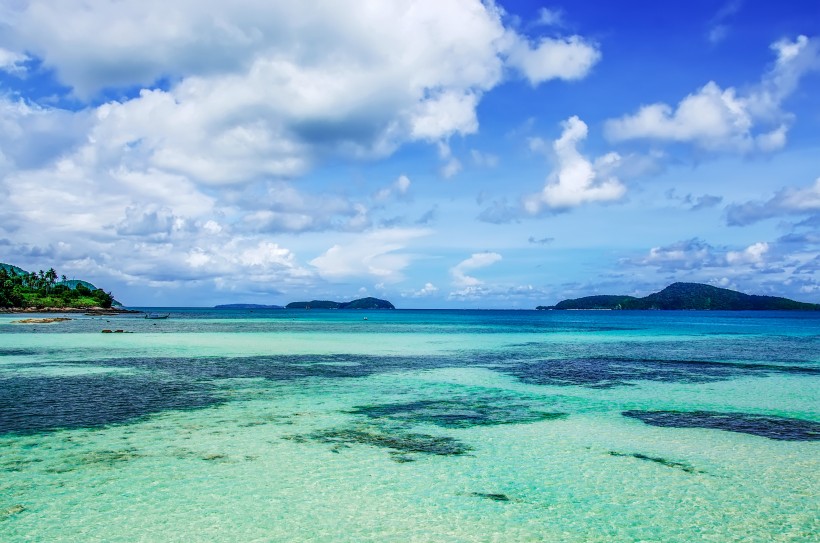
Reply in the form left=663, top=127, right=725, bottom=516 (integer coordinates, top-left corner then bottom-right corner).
left=115, top=205, right=182, bottom=238
left=505, top=35, right=600, bottom=86
left=525, top=116, right=626, bottom=212
left=0, top=98, right=92, bottom=172
left=0, top=0, right=605, bottom=300
left=725, top=178, right=820, bottom=226
left=0, top=0, right=601, bottom=187
left=405, top=282, right=439, bottom=297
left=628, top=238, right=774, bottom=272
left=451, top=251, right=502, bottom=287
left=726, top=242, right=769, bottom=266
left=634, top=238, right=721, bottom=271
left=605, top=35, right=819, bottom=152
left=232, top=181, right=372, bottom=233
left=309, top=228, right=431, bottom=283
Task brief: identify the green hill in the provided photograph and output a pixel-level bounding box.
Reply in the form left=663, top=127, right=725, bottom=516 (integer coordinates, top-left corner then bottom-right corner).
left=540, top=282, right=820, bottom=311
left=0, top=263, right=27, bottom=276
left=60, top=279, right=100, bottom=291
left=539, top=295, right=637, bottom=310
left=341, top=297, right=395, bottom=309
left=286, top=297, right=395, bottom=310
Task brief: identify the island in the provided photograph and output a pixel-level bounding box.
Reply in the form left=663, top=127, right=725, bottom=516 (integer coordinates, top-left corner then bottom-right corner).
left=537, top=282, right=820, bottom=311
left=214, top=304, right=284, bottom=309
left=286, top=297, right=395, bottom=310
left=1, top=262, right=118, bottom=310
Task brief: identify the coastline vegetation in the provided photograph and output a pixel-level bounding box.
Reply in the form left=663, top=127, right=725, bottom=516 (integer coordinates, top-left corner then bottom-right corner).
left=0, top=266, right=114, bottom=309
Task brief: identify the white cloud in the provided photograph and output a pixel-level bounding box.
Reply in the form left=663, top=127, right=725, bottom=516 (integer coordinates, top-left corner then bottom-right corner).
left=236, top=181, right=367, bottom=233
left=405, top=282, right=439, bottom=297
left=708, top=25, right=729, bottom=45
left=2, top=0, right=601, bottom=188
left=374, top=175, right=411, bottom=202
left=470, top=149, right=499, bottom=167
left=309, top=228, right=431, bottom=283
left=506, top=34, right=600, bottom=86
left=0, top=47, right=28, bottom=74
left=637, top=238, right=719, bottom=270
left=726, top=242, right=769, bottom=266
left=525, top=116, right=626, bottom=212
left=706, top=0, right=742, bottom=45
left=451, top=251, right=502, bottom=287
left=440, top=158, right=463, bottom=179
left=0, top=98, right=91, bottom=172
left=535, top=8, right=564, bottom=27
left=238, top=241, right=299, bottom=268
left=725, top=178, right=820, bottom=225
left=0, top=0, right=605, bottom=301
left=410, top=91, right=480, bottom=141
left=628, top=238, right=781, bottom=275
left=605, top=35, right=820, bottom=152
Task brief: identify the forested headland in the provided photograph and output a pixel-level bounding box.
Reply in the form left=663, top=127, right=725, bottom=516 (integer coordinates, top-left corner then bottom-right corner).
left=0, top=264, right=114, bottom=309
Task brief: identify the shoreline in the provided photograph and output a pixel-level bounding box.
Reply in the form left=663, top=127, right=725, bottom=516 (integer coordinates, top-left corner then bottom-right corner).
left=0, top=307, right=142, bottom=314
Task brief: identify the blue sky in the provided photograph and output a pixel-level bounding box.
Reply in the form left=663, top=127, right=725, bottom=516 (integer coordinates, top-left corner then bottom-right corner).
left=1, top=0, right=818, bottom=307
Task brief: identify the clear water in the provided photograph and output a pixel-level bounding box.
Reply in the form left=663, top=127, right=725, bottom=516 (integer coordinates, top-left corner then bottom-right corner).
left=1, top=309, right=818, bottom=542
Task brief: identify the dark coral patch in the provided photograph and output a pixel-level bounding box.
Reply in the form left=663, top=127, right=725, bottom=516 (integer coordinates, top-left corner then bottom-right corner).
left=623, top=410, right=820, bottom=441
left=0, top=375, right=219, bottom=435
left=503, top=358, right=818, bottom=388
left=349, top=397, right=566, bottom=429
left=298, top=425, right=471, bottom=458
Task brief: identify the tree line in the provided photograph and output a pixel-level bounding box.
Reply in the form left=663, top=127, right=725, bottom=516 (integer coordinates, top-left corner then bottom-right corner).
left=0, top=267, right=114, bottom=308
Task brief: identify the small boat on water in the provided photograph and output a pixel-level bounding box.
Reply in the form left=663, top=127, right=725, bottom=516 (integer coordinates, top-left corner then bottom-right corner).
left=144, top=313, right=170, bottom=320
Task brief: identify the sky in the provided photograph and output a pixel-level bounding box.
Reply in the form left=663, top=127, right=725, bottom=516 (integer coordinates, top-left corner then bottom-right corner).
left=0, top=0, right=819, bottom=308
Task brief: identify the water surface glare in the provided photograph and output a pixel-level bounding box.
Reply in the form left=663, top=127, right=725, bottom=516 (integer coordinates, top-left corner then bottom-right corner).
left=1, top=309, right=818, bottom=542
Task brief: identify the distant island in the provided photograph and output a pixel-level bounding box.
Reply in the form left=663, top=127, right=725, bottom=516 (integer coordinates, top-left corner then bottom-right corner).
left=286, top=297, right=395, bottom=310
left=1, top=262, right=117, bottom=310
left=214, top=304, right=284, bottom=309
left=537, top=282, right=820, bottom=311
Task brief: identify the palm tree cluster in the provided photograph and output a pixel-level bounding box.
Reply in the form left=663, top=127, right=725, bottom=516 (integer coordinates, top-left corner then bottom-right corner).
left=0, top=266, right=114, bottom=308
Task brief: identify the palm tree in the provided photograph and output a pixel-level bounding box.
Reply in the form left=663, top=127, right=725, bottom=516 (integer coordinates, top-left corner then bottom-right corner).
left=45, top=268, right=57, bottom=292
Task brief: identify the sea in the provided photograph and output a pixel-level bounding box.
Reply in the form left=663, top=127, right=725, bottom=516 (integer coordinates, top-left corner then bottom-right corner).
left=1, top=308, right=818, bottom=542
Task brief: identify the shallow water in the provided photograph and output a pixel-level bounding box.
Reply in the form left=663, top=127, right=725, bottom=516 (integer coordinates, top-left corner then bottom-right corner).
left=1, top=309, right=818, bottom=541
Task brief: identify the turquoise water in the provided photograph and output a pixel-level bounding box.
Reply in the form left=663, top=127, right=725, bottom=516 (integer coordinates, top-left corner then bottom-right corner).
left=1, top=309, right=818, bottom=542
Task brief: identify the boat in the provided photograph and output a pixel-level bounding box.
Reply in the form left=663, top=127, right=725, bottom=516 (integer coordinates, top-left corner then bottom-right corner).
left=144, top=313, right=170, bottom=320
